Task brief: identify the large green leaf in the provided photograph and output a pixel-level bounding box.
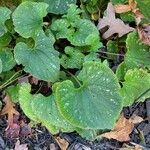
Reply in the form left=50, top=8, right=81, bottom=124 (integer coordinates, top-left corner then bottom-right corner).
left=121, top=69, right=150, bottom=106
left=14, top=31, right=60, bottom=82
left=19, top=83, right=61, bottom=133
left=40, top=0, right=77, bottom=14
left=61, top=46, right=85, bottom=69
left=19, top=84, right=38, bottom=122
left=31, top=94, right=74, bottom=132
left=12, top=1, right=48, bottom=38
left=56, top=61, right=122, bottom=129
left=0, top=7, right=11, bottom=37
left=116, top=31, right=150, bottom=80
left=0, top=48, right=16, bottom=72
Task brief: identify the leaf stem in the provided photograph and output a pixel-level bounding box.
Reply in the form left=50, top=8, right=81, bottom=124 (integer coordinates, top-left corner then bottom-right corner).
left=65, top=71, right=82, bottom=87
left=0, top=70, right=23, bottom=90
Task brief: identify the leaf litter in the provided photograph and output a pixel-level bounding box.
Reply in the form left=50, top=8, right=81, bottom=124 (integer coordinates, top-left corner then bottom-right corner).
left=97, top=2, right=134, bottom=39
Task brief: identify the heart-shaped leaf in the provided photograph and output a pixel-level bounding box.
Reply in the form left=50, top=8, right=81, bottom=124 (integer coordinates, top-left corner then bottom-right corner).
left=56, top=61, right=122, bottom=129
left=12, top=1, right=48, bottom=38
left=14, top=31, right=60, bottom=82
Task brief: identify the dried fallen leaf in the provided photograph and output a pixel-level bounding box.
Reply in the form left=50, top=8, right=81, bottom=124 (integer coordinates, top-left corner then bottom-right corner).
left=114, top=4, right=131, bottom=13
left=135, top=145, right=142, bottom=150
left=114, top=0, right=136, bottom=13
left=55, top=137, right=69, bottom=150
left=1, top=95, right=19, bottom=127
left=101, top=113, right=143, bottom=142
left=114, top=0, right=144, bottom=24
left=130, top=114, right=143, bottom=124
left=97, top=2, right=134, bottom=39
left=138, top=26, right=150, bottom=46
left=6, top=123, right=20, bottom=138
left=15, top=140, right=28, bottom=150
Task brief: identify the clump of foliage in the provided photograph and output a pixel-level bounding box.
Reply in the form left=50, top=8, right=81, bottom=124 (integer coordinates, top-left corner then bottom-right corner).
left=0, top=0, right=150, bottom=140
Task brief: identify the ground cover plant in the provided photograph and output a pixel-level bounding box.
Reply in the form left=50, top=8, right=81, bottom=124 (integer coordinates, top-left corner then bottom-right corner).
left=0, top=0, right=150, bottom=149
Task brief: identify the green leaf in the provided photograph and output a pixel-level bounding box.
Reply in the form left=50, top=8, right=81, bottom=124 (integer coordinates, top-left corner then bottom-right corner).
left=0, top=59, right=2, bottom=73
left=51, top=19, right=74, bottom=39
left=51, top=4, right=102, bottom=52
left=56, top=61, right=122, bottom=129
left=0, top=33, right=12, bottom=47
left=0, top=7, right=11, bottom=37
left=19, top=83, right=39, bottom=122
left=121, top=69, right=150, bottom=106
left=112, top=0, right=127, bottom=4
left=106, top=40, right=119, bottom=60
left=12, top=1, right=48, bottom=38
left=40, top=0, right=77, bottom=14
left=126, top=32, right=150, bottom=68
left=6, top=85, right=20, bottom=103
left=76, top=128, right=97, bottom=140
left=136, top=0, right=150, bottom=21
left=31, top=94, right=74, bottom=132
left=116, top=31, right=150, bottom=80
left=61, top=46, right=85, bottom=69
left=69, top=19, right=101, bottom=51
left=84, top=52, right=100, bottom=62
left=14, top=31, right=60, bottom=82
left=0, top=48, right=16, bottom=72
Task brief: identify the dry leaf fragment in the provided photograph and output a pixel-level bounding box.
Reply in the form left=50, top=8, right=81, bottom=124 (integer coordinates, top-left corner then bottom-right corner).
left=114, top=4, right=131, bottom=13
left=101, top=113, right=143, bottom=142
left=15, top=140, right=28, bottom=150
left=55, top=137, right=69, bottom=150
left=114, top=0, right=136, bottom=13
left=114, top=0, right=144, bottom=24
left=130, top=114, right=143, bottom=124
left=97, top=2, right=134, bottom=39
left=1, top=95, right=19, bottom=127
left=101, top=113, right=134, bottom=141
left=138, top=26, right=150, bottom=46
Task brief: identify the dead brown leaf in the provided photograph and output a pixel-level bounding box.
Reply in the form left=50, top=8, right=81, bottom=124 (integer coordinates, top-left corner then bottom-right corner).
left=114, top=4, right=131, bottom=13
left=134, top=145, right=142, bottom=150
left=114, top=0, right=144, bottom=24
left=101, top=113, right=143, bottom=142
left=138, top=26, right=150, bottom=46
left=1, top=95, right=19, bottom=127
left=14, top=140, right=28, bottom=150
left=130, top=114, right=143, bottom=124
left=55, top=137, right=69, bottom=150
left=114, top=0, right=136, bottom=13
left=97, top=2, right=134, bottom=39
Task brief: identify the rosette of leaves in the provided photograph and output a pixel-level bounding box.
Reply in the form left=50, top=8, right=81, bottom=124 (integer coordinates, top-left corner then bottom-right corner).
left=51, top=4, right=102, bottom=52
